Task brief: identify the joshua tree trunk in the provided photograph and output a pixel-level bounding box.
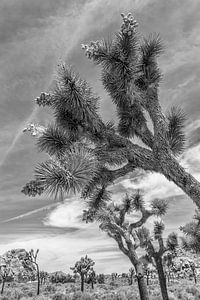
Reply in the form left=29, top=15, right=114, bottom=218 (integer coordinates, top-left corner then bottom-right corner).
left=36, top=264, right=40, bottom=295
left=191, top=267, right=197, bottom=284
left=155, top=257, right=169, bottom=300
left=1, top=279, right=5, bottom=295
left=91, top=281, right=94, bottom=289
left=81, top=274, right=84, bottom=292
left=127, top=250, right=149, bottom=300
left=135, top=262, right=150, bottom=300
left=146, top=271, right=150, bottom=286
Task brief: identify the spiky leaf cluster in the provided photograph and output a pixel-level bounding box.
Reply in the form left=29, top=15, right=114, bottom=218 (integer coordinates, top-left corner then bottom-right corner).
left=87, top=186, right=111, bottom=211
left=34, top=145, right=97, bottom=198
left=166, top=106, right=186, bottom=156
left=131, top=191, right=145, bottom=211
left=180, top=211, right=200, bottom=253
left=151, top=198, right=168, bottom=216
left=166, top=232, right=178, bottom=252
left=136, top=226, right=151, bottom=247
left=154, top=221, right=165, bottom=240
left=37, top=124, right=73, bottom=156
left=53, top=65, right=101, bottom=134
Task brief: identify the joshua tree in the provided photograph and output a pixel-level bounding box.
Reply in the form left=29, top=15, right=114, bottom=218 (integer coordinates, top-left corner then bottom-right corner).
left=21, top=10, right=200, bottom=300
left=83, top=191, right=168, bottom=300
left=136, top=221, right=178, bottom=300
left=128, top=267, right=135, bottom=285
left=0, top=259, right=14, bottom=294
left=40, top=271, right=48, bottom=285
left=70, top=256, right=95, bottom=292
left=96, top=273, right=105, bottom=284
left=87, top=269, right=96, bottom=289
left=22, top=12, right=200, bottom=208
left=24, top=249, right=40, bottom=295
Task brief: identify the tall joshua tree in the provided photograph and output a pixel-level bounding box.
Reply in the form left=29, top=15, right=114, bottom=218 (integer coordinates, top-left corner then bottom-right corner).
left=136, top=221, right=178, bottom=300
left=22, top=12, right=200, bottom=208
left=21, top=10, right=200, bottom=300
left=83, top=191, right=168, bottom=300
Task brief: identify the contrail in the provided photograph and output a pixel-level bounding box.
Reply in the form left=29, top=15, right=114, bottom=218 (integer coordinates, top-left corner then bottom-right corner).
left=0, top=0, right=118, bottom=168
left=1, top=203, right=58, bottom=223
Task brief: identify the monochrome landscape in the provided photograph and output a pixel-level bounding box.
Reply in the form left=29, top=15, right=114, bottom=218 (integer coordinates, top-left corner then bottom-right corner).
left=0, top=0, right=200, bottom=299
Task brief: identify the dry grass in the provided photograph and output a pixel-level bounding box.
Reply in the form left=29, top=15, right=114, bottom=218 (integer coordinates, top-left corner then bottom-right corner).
left=0, top=279, right=200, bottom=299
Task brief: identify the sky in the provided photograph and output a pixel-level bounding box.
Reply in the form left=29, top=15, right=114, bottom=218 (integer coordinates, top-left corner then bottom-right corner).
left=0, top=0, right=200, bottom=274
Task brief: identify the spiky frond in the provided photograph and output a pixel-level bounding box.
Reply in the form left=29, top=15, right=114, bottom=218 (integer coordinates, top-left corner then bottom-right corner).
left=180, top=221, right=198, bottom=236
left=154, top=221, right=165, bottom=239
left=34, top=145, right=97, bottom=198
left=37, top=124, right=73, bottom=156
left=122, top=193, right=132, bottom=214
left=131, top=191, right=145, bottom=211
left=52, top=64, right=101, bottom=132
left=87, top=186, right=111, bottom=211
left=140, top=34, right=164, bottom=66
left=151, top=198, right=168, bottom=216
left=166, top=106, right=186, bottom=156
left=136, top=226, right=151, bottom=247
left=135, top=34, right=164, bottom=89
left=166, top=232, right=178, bottom=251
left=180, top=235, right=200, bottom=253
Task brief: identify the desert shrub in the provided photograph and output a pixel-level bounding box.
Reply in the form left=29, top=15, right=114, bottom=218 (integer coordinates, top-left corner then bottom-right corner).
left=186, top=286, right=200, bottom=296
left=44, top=284, right=56, bottom=293
left=52, top=293, right=71, bottom=300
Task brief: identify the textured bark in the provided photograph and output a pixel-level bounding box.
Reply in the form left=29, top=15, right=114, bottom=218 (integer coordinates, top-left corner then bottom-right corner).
left=128, top=252, right=150, bottom=300
left=155, top=257, right=169, bottom=300
left=135, top=263, right=150, bottom=300
left=161, top=155, right=200, bottom=208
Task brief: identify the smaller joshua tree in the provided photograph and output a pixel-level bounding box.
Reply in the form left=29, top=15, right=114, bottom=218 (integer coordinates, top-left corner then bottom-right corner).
left=87, top=269, right=96, bottom=289
left=96, top=273, right=105, bottom=284
left=129, top=267, right=135, bottom=285
left=136, top=221, right=178, bottom=300
left=24, top=249, right=40, bottom=295
left=70, top=256, right=95, bottom=292
left=39, top=271, right=48, bottom=285
left=83, top=191, right=168, bottom=300
left=0, top=258, right=14, bottom=294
